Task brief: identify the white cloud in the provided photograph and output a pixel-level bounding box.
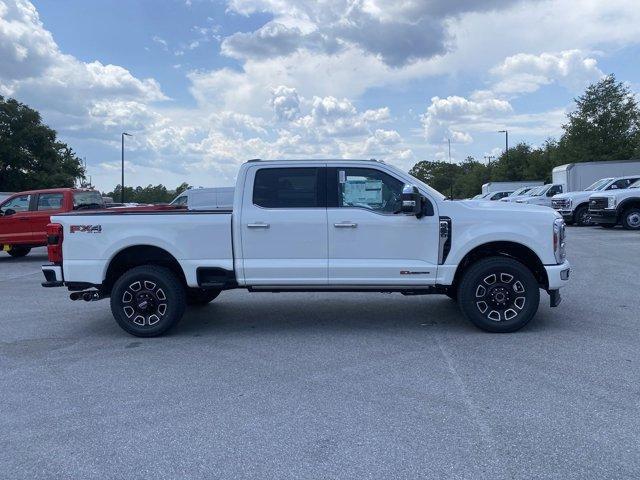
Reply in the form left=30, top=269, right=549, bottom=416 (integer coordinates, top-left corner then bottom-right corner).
left=270, top=85, right=300, bottom=121
left=3, top=0, right=640, bottom=190
left=223, top=0, right=525, bottom=67
left=421, top=95, right=512, bottom=144
left=492, top=50, right=604, bottom=94
left=152, top=35, right=168, bottom=50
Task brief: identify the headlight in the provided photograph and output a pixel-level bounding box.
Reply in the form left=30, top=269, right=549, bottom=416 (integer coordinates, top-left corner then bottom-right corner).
left=606, top=196, right=617, bottom=209
left=566, top=198, right=572, bottom=209
left=553, top=218, right=566, bottom=264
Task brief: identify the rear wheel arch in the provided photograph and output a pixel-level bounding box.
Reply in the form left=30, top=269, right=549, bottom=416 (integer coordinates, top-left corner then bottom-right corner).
left=451, top=241, right=548, bottom=292
left=104, top=245, right=187, bottom=294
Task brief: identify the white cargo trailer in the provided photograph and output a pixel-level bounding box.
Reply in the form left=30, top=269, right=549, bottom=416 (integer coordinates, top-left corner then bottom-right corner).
left=481, top=181, right=544, bottom=195
left=552, top=160, right=640, bottom=192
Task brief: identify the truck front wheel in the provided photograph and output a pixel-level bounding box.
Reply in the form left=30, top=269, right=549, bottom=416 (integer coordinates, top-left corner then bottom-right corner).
left=110, top=265, right=186, bottom=337
left=457, top=257, right=540, bottom=333
left=573, top=205, right=592, bottom=226
left=621, top=208, right=640, bottom=230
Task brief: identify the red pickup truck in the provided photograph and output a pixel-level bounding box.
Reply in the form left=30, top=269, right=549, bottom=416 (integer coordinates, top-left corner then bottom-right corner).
left=0, top=188, right=105, bottom=257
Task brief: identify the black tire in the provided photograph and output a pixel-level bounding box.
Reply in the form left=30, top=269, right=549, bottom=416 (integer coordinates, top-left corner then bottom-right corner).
left=110, top=265, right=186, bottom=337
left=599, top=223, right=616, bottom=229
left=7, top=246, right=31, bottom=257
left=186, top=288, right=221, bottom=306
left=457, top=257, right=540, bottom=333
left=621, top=208, right=640, bottom=230
left=573, top=205, right=593, bottom=226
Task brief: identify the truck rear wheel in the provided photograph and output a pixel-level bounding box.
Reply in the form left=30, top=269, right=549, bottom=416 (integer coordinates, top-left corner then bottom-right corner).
left=7, top=246, right=31, bottom=257
left=621, top=208, right=640, bottom=230
left=186, top=288, right=221, bottom=305
left=457, top=257, right=540, bottom=333
left=110, top=265, right=186, bottom=337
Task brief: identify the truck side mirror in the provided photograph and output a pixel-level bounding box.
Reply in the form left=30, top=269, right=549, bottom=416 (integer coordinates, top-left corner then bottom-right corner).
left=401, top=184, right=422, bottom=216
left=3, top=208, right=16, bottom=216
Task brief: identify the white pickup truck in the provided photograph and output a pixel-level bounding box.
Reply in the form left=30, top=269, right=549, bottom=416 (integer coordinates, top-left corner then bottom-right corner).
left=588, top=178, right=640, bottom=230
left=41, top=159, right=570, bottom=337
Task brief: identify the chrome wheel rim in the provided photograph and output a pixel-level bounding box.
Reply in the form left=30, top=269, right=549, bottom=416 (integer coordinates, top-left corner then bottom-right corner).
left=475, top=272, right=526, bottom=322
left=121, top=280, right=167, bottom=326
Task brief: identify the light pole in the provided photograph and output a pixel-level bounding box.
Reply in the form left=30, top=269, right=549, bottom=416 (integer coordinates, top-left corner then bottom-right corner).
left=447, top=138, right=453, bottom=199
left=498, top=129, right=508, bottom=161
left=121, top=132, right=132, bottom=203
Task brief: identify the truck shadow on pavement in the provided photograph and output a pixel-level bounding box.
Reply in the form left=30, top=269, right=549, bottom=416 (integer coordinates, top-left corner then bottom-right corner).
left=166, top=293, right=560, bottom=338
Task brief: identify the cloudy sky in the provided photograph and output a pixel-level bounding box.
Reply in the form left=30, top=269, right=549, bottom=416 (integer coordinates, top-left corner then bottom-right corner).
left=1, top=0, right=639, bottom=191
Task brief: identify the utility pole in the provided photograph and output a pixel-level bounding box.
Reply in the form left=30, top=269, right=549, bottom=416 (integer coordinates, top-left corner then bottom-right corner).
left=121, top=132, right=132, bottom=203
left=484, top=155, right=495, bottom=163
left=447, top=138, right=453, bottom=199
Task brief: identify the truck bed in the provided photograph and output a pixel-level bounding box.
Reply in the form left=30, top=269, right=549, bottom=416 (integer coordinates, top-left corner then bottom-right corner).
left=53, top=209, right=233, bottom=287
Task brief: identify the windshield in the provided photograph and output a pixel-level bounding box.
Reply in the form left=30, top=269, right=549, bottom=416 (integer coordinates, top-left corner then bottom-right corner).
left=585, top=178, right=613, bottom=191
left=73, top=191, right=105, bottom=209
left=526, top=186, right=544, bottom=196
left=630, top=179, right=640, bottom=189
left=170, top=195, right=188, bottom=206
left=509, top=187, right=531, bottom=196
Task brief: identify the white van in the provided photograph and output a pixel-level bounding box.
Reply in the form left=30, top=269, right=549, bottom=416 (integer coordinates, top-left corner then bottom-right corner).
left=170, top=187, right=234, bottom=210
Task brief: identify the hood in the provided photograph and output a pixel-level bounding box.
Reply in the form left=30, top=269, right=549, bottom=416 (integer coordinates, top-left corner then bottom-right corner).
left=447, top=198, right=559, bottom=217
left=553, top=191, right=592, bottom=201
left=500, top=195, right=528, bottom=202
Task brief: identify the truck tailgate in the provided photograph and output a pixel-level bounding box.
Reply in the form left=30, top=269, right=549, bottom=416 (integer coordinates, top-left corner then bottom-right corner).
left=52, top=211, right=233, bottom=287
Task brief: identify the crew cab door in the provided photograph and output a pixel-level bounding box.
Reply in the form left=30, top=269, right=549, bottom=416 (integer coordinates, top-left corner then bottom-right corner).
left=0, top=194, right=33, bottom=244
left=327, top=166, right=440, bottom=285
left=239, top=165, right=328, bottom=285
left=30, top=192, right=66, bottom=244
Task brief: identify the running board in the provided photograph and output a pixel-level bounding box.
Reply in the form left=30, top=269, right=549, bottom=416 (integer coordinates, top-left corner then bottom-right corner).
left=247, top=286, right=441, bottom=294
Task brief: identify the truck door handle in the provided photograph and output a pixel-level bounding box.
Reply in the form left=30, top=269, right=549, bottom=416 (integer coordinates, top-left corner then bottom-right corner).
left=247, top=222, right=270, bottom=229
left=19, top=217, right=29, bottom=221
left=334, top=222, right=357, bottom=228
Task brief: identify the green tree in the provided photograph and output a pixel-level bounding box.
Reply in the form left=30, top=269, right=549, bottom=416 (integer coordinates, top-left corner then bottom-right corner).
left=0, top=96, right=85, bottom=191
left=106, top=184, right=179, bottom=204
left=559, top=74, right=640, bottom=162
left=409, top=157, right=491, bottom=199
left=175, top=182, right=191, bottom=196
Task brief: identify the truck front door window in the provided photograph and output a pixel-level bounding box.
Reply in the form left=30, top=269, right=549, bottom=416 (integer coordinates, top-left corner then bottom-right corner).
left=338, top=168, right=403, bottom=214
left=1, top=195, right=31, bottom=215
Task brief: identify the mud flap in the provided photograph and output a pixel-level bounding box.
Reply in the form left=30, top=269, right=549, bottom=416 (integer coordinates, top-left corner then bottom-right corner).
left=549, top=289, right=562, bottom=307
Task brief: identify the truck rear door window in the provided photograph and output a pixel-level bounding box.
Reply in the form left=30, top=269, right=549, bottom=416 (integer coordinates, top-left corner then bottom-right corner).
left=253, top=168, right=324, bottom=208
left=37, top=193, right=64, bottom=210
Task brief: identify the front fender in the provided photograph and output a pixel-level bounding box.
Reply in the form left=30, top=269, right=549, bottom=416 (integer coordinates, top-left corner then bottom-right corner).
left=446, top=222, right=554, bottom=266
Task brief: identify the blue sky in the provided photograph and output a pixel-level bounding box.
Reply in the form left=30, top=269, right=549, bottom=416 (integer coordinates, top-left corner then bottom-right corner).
left=2, top=0, right=640, bottom=191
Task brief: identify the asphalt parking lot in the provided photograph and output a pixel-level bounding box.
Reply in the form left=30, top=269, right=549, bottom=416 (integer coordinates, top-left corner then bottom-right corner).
left=1, top=227, right=639, bottom=480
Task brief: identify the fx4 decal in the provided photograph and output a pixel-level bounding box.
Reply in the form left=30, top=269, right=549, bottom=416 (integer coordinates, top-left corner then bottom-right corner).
left=70, top=225, right=102, bottom=234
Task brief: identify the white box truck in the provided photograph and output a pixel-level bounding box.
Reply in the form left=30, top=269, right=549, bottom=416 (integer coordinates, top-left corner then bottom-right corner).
left=481, top=181, right=544, bottom=195
left=552, top=160, right=640, bottom=192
